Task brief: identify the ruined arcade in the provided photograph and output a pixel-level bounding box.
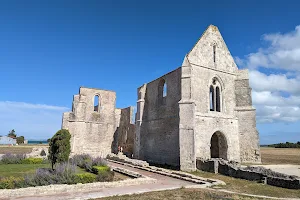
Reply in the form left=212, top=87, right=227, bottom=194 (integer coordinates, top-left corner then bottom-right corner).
left=134, top=25, right=261, bottom=171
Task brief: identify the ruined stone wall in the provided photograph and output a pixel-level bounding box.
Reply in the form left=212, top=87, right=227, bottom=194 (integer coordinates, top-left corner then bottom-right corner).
left=235, top=70, right=261, bottom=163
left=136, top=25, right=261, bottom=170
left=113, top=106, right=135, bottom=157
left=62, top=87, right=116, bottom=157
left=135, top=68, right=181, bottom=167
left=197, top=159, right=300, bottom=189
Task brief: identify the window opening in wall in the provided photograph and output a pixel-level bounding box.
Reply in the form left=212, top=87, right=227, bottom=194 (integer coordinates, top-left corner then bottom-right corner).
left=210, top=131, right=227, bottom=160
left=209, top=77, right=222, bottom=112
left=213, top=45, right=216, bottom=63
left=210, top=86, right=214, bottom=111
left=94, top=95, right=99, bottom=112
left=163, top=82, right=167, bottom=97
left=216, top=86, right=221, bottom=112
left=158, top=79, right=166, bottom=106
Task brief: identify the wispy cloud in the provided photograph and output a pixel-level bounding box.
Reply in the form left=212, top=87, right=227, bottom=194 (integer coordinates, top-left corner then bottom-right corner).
left=0, top=101, right=69, bottom=111
left=0, top=101, right=69, bottom=140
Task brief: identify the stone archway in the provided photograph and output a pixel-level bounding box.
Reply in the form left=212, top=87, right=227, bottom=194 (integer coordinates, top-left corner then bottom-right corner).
left=210, top=131, right=228, bottom=160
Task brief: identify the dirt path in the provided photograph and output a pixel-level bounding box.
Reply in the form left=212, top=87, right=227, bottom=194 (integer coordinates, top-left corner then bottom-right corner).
left=5, top=161, right=299, bottom=200
left=12, top=162, right=199, bottom=200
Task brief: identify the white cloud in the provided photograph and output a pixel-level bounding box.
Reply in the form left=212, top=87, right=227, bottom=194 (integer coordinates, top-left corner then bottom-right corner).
left=0, top=101, right=69, bottom=140
left=255, top=105, right=300, bottom=123
left=249, top=70, right=300, bottom=95
left=252, top=90, right=300, bottom=107
left=252, top=91, right=300, bottom=123
left=250, top=71, right=300, bottom=123
left=236, top=25, right=300, bottom=123
left=0, top=101, right=68, bottom=111
left=238, top=25, right=300, bottom=71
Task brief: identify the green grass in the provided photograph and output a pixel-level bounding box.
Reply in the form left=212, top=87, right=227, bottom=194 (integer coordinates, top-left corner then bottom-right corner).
left=99, top=188, right=262, bottom=200
left=191, top=170, right=300, bottom=199
left=0, top=164, right=50, bottom=177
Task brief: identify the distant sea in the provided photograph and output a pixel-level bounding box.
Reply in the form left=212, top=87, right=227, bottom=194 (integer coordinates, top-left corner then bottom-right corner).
left=28, top=140, right=48, bottom=144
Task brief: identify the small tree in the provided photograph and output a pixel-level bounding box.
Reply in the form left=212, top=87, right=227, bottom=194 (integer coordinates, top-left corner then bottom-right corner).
left=16, top=136, right=25, bottom=144
left=8, top=129, right=16, bottom=138
left=48, top=129, right=71, bottom=170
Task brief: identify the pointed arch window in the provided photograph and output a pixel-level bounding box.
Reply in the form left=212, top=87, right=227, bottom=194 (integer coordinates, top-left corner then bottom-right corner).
left=216, top=87, right=220, bottom=112
left=94, top=95, right=100, bottom=112
left=209, top=78, right=222, bottom=112
left=158, top=79, right=167, bottom=105
left=163, top=82, right=167, bottom=97
left=209, top=86, right=214, bottom=111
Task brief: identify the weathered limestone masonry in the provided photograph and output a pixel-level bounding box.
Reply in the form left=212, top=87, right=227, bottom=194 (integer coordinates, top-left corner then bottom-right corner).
left=134, top=25, right=261, bottom=171
left=62, top=87, right=134, bottom=157
left=135, top=68, right=182, bottom=167
left=113, top=106, right=135, bottom=157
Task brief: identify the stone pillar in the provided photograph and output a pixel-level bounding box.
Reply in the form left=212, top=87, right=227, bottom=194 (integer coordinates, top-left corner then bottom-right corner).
left=235, top=70, right=261, bottom=163
left=179, top=56, right=196, bottom=171
left=75, top=95, right=87, bottom=121
left=134, top=84, right=146, bottom=159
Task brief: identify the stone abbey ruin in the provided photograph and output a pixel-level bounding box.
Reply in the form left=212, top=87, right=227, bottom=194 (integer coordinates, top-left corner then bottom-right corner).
left=62, top=25, right=261, bottom=171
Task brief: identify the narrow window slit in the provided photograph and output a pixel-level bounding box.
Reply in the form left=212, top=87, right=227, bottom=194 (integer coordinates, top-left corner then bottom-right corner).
left=94, top=95, right=99, bottom=112
left=213, top=45, right=216, bottom=63
left=210, top=86, right=214, bottom=111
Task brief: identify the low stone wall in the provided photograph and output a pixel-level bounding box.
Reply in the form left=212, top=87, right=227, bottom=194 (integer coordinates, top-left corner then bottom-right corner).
left=196, top=158, right=300, bottom=189
left=218, top=162, right=264, bottom=181
left=107, top=153, right=149, bottom=167
left=267, top=177, right=300, bottom=189
left=0, top=175, right=156, bottom=199
left=112, top=167, right=143, bottom=178
left=107, top=158, right=225, bottom=187
left=196, top=159, right=216, bottom=173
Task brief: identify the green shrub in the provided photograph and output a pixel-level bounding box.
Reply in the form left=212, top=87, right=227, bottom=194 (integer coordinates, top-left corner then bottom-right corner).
left=48, top=129, right=71, bottom=170
left=21, top=158, right=44, bottom=164
left=16, top=136, right=25, bottom=144
left=96, top=170, right=114, bottom=182
left=92, top=166, right=110, bottom=174
left=40, top=150, right=46, bottom=156
left=0, top=177, right=25, bottom=189
left=0, top=153, right=25, bottom=164
left=74, top=173, right=96, bottom=184
left=25, top=163, right=77, bottom=186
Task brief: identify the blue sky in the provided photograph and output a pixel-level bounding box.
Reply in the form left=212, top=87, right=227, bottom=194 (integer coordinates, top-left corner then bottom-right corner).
left=0, top=0, right=299, bottom=143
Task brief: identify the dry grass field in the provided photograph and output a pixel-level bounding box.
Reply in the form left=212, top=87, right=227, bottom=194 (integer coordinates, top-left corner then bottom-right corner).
left=191, top=170, right=300, bottom=198
left=0, top=144, right=48, bottom=154
left=260, top=147, right=300, bottom=165
left=100, top=188, right=261, bottom=200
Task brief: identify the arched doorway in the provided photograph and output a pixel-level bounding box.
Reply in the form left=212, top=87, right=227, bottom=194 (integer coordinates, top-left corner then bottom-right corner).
left=210, top=131, right=228, bottom=160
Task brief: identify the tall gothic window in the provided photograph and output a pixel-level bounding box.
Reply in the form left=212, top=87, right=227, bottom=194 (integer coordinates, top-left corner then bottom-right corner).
left=209, top=78, right=222, bottom=112
left=216, top=87, right=220, bottom=112
left=210, top=86, right=214, bottom=111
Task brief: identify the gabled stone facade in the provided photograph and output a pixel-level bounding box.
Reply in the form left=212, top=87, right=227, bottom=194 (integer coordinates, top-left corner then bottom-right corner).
left=134, top=25, right=261, bottom=171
